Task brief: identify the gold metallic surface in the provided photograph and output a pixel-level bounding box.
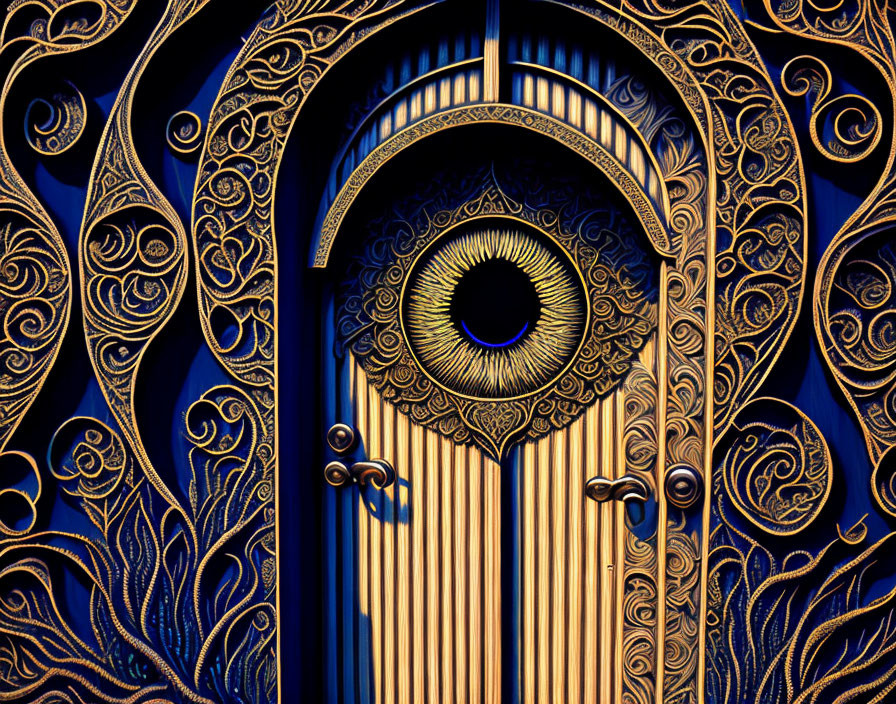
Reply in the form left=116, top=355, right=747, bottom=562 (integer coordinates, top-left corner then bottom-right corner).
left=4, top=0, right=872, bottom=699
left=351, top=355, right=501, bottom=703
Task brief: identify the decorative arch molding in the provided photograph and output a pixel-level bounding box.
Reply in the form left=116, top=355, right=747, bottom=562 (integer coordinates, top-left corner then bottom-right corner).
left=312, top=104, right=675, bottom=266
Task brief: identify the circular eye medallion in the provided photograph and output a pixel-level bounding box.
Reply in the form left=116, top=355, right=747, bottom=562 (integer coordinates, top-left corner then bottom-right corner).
left=337, top=163, right=658, bottom=459
left=403, top=223, right=587, bottom=399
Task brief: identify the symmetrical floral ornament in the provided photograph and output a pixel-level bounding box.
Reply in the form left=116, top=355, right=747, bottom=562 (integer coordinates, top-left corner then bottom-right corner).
left=336, top=165, right=659, bottom=460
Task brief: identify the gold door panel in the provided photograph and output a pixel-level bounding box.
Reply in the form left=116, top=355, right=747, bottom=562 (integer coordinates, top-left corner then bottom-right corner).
left=349, top=357, right=503, bottom=703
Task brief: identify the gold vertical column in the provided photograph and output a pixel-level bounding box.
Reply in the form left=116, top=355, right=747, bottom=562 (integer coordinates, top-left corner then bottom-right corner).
left=425, top=430, right=441, bottom=704
left=583, top=403, right=600, bottom=704
left=484, top=0, right=500, bottom=102
left=598, top=399, right=616, bottom=704
left=567, top=416, right=584, bottom=702
left=655, top=263, right=669, bottom=704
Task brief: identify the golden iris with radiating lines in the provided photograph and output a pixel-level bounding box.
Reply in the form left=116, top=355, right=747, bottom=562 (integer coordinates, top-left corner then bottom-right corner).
left=401, top=221, right=588, bottom=399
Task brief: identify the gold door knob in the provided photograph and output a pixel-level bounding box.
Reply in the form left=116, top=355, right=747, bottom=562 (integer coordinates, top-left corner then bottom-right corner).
left=584, top=475, right=650, bottom=504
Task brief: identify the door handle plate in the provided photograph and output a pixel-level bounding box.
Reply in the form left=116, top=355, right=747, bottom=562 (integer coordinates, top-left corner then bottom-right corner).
left=585, top=475, right=650, bottom=504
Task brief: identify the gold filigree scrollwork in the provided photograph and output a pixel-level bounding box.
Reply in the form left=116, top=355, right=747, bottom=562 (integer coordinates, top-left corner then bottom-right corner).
left=623, top=360, right=659, bottom=494
left=0, top=0, right=139, bottom=451
left=782, top=55, right=882, bottom=163
left=166, top=110, right=204, bottom=156
left=565, top=2, right=807, bottom=702
left=720, top=398, right=831, bottom=535
left=192, top=7, right=429, bottom=691
left=194, top=0, right=430, bottom=400
left=771, top=0, right=896, bottom=514
left=23, top=79, right=87, bottom=155
left=80, top=0, right=214, bottom=514
left=708, top=505, right=896, bottom=704
left=819, top=227, right=896, bottom=514
left=623, top=528, right=659, bottom=704
left=48, top=416, right=134, bottom=537
left=0, top=450, right=40, bottom=537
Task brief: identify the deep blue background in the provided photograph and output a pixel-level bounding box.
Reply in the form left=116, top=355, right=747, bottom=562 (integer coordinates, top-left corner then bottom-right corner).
left=6, top=0, right=892, bottom=699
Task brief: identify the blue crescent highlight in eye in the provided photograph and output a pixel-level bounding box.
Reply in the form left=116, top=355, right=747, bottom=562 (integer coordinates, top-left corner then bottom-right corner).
left=461, top=320, right=529, bottom=348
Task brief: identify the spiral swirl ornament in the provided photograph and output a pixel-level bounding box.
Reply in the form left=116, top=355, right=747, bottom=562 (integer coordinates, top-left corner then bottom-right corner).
left=166, top=110, right=204, bottom=156
left=24, top=80, right=87, bottom=156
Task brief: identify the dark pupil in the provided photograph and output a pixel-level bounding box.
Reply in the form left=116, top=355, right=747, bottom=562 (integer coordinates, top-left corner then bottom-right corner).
left=451, top=258, right=540, bottom=347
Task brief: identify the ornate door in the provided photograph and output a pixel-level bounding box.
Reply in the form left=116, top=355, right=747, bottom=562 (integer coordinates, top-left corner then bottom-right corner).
left=5, top=0, right=896, bottom=702
left=307, top=2, right=770, bottom=701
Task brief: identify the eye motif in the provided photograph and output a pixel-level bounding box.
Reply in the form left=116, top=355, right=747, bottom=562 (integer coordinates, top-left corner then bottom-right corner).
left=337, top=167, right=658, bottom=459
left=403, top=223, right=587, bottom=399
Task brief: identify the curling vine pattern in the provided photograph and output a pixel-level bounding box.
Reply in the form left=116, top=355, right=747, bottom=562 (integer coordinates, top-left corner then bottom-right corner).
left=0, top=0, right=894, bottom=701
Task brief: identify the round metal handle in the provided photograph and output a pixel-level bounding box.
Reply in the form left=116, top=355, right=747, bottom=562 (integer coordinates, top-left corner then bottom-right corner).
left=327, top=423, right=356, bottom=454
left=664, top=465, right=702, bottom=508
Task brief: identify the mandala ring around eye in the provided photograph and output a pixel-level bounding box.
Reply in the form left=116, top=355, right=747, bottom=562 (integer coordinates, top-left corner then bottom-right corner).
left=400, top=219, right=589, bottom=400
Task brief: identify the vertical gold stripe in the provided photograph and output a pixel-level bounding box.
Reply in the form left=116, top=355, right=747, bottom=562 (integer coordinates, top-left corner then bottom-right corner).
left=454, top=73, right=467, bottom=107
left=411, top=423, right=425, bottom=702
left=367, top=379, right=384, bottom=704
left=536, top=437, right=551, bottom=704
left=614, top=123, right=628, bottom=165
left=522, top=442, right=536, bottom=701
left=484, top=0, right=500, bottom=101
left=394, top=101, right=408, bottom=131
left=424, top=84, right=436, bottom=114
left=410, top=90, right=423, bottom=121
left=568, top=90, right=582, bottom=129
left=454, top=444, right=468, bottom=704
left=380, top=113, right=392, bottom=143
left=599, top=400, right=614, bottom=704
left=440, top=438, right=455, bottom=704
left=484, top=455, right=501, bottom=704
left=468, top=449, right=482, bottom=704
left=355, top=366, right=369, bottom=702
left=396, top=410, right=411, bottom=704
left=381, top=400, right=396, bottom=704
left=425, top=430, right=440, bottom=703
left=552, top=81, right=566, bottom=120
left=698, top=142, right=719, bottom=704
left=523, top=75, right=535, bottom=108
left=584, top=100, right=598, bottom=141
left=536, top=76, right=550, bottom=112
left=655, top=262, right=670, bottom=704
left=614, top=392, right=626, bottom=704
left=439, top=77, right=452, bottom=110
left=551, top=432, right=567, bottom=702
left=583, top=404, right=600, bottom=704
left=468, top=70, right=481, bottom=103
left=567, top=416, right=584, bottom=702
left=600, top=109, right=613, bottom=150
